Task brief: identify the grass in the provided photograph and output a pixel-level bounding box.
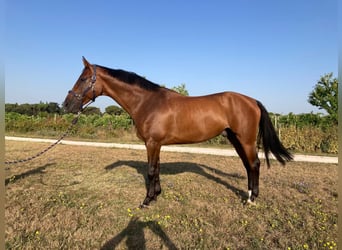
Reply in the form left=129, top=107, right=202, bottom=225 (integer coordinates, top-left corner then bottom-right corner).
left=5, top=140, right=338, bottom=249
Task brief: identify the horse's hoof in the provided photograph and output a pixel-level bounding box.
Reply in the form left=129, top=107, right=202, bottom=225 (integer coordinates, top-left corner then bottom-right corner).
left=247, top=199, right=257, bottom=206
left=139, top=203, right=150, bottom=209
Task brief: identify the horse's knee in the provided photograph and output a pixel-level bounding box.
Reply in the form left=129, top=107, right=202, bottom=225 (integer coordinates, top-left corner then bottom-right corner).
left=147, top=173, right=154, bottom=182
left=155, top=183, right=161, bottom=196
left=253, top=157, right=260, bottom=171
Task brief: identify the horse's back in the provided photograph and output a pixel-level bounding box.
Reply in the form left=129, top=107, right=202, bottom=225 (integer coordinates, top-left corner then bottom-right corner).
left=168, top=91, right=259, bottom=120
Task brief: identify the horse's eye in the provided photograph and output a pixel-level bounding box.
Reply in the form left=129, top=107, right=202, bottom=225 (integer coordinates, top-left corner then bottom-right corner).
left=80, top=77, right=87, bottom=82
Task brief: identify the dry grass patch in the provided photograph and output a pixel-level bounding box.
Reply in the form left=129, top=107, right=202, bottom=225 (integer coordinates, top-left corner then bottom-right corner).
left=5, top=141, right=338, bottom=249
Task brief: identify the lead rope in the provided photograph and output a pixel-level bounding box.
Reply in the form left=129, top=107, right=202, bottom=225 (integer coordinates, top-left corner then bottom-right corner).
left=5, top=101, right=93, bottom=165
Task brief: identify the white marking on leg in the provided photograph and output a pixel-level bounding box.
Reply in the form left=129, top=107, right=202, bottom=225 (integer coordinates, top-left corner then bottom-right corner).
left=247, top=190, right=252, bottom=203
left=247, top=190, right=256, bottom=205
left=248, top=190, right=252, bottom=198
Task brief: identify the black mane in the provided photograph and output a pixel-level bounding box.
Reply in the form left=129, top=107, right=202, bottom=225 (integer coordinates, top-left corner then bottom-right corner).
left=99, top=65, right=161, bottom=91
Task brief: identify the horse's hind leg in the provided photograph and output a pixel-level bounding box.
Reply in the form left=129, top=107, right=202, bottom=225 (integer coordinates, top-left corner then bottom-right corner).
left=225, top=129, right=260, bottom=203
left=242, top=144, right=260, bottom=203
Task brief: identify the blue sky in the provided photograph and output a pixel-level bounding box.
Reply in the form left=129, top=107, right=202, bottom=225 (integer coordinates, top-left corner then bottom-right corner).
left=5, top=0, right=337, bottom=114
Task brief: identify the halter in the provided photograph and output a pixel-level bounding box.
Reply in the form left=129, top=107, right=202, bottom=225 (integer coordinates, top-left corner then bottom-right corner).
left=68, top=64, right=97, bottom=108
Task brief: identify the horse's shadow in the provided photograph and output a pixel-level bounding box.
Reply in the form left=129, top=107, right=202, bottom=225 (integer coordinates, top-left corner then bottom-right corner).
left=100, top=217, right=177, bottom=250
left=105, top=160, right=247, bottom=200
left=5, top=163, right=56, bottom=186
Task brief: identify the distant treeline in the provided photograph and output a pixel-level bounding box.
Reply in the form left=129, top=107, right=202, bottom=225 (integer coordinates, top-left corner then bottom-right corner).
left=5, top=102, right=336, bottom=127
left=5, top=102, right=113, bottom=116
left=5, top=102, right=62, bottom=115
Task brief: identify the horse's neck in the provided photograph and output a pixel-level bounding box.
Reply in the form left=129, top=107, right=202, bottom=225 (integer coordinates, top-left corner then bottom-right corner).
left=101, top=77, right=155, bottom=117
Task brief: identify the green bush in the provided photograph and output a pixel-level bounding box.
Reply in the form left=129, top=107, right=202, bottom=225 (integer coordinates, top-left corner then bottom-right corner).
left=279, top=125, right=337, bottom=154
left=5, top=112, right=337, bottom=154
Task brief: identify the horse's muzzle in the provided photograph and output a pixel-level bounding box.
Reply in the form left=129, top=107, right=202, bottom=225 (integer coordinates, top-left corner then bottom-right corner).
left=63, top=93, right=83, bottom=114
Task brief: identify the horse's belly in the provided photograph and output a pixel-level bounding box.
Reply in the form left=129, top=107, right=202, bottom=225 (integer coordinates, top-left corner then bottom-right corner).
left=165, top=117, right=226, bottom=144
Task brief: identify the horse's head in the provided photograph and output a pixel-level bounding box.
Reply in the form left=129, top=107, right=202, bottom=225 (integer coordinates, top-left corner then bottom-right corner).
left=63, top=57, right=99, bottom=113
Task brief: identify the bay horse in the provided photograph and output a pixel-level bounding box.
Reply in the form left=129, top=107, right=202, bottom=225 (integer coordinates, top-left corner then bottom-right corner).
left=63, top=57, right=293, bottom=206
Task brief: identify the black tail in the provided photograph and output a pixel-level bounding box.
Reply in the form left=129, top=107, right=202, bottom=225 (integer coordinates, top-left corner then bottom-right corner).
left=257, top=101, right=293, bottom=167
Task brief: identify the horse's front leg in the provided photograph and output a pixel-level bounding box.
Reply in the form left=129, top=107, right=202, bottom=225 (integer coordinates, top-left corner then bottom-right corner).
left=142, top=141, right=161, bottom=207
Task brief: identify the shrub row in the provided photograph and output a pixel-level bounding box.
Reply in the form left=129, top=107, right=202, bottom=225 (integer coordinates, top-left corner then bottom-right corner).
left=278, top=125, right=337, bottom=154
left=5, top=112, right=133, bottom=139
left=5, top=112, right=337, bottom=154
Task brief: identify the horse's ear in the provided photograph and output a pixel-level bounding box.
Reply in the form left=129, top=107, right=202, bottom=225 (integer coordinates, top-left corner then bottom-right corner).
left=82, top=56, right=91, bottom=68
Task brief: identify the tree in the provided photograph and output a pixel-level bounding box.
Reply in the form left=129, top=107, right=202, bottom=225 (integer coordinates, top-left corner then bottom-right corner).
left=308, top=73, right=337, bottom=123
left=5, top=103, right=19, bottom=113
left=105, top=105, right=125, bottom=115
left=47, top=102, right=61, bottom=114
left=172, top=83, right=189, bottom=96
left=82, top=106, right=101, bottom=115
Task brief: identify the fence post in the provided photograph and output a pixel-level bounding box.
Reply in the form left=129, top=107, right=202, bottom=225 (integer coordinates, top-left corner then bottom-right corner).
left=274, top=115, right=281, bottom=140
